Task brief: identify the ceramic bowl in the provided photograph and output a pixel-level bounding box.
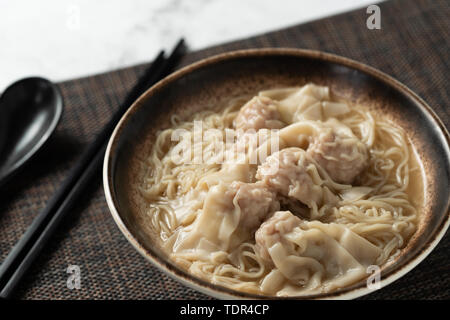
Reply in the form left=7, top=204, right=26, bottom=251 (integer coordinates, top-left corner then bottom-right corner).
left=103, top=49, right=450, bottom=299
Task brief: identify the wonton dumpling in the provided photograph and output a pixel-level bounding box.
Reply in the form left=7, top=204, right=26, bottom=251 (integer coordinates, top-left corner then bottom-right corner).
left=256, top=147, right=340, bottom=212
left=226, top=181, right=280, bottom=232
left=171, top=181, right=279, bottom=258
left=234, top=96, right=284, bottom=131
left=307, top=119, right=368, bottom=184
left=276, top=119, right=368, bottom=184
left=198, top=163, right=255, bottom=188
left=259, top=84, right=350, bottom=123
left=255, top=211, right=382, bottom=295
left=277, top=120, right=321, bottom=149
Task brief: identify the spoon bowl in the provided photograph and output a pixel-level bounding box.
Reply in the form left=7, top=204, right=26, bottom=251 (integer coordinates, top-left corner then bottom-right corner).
left=0, top=77, right=63, bottom=187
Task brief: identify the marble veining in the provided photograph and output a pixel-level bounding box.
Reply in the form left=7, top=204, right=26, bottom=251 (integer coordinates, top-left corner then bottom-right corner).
left=0, top=0, right=377, bottom=91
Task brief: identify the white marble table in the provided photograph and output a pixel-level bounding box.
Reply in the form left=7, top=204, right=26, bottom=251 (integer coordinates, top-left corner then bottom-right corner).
left=0, top=0, right=377, bottom=91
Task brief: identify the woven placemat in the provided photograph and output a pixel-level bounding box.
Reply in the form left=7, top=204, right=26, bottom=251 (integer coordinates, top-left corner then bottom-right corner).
left=1, top=0, right=448, bottom=300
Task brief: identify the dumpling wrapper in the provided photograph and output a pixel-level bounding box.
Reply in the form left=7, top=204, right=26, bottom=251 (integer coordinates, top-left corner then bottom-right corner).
left=259, top=84, right=350, bottom=123
left=171, top=179, right=278, bottom=261
left=170, top=183, right=240, bottom=260
left=256, top=212, right=382, bottom=296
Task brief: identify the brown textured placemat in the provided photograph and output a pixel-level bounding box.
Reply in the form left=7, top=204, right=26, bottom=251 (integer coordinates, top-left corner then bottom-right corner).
left=1, top=0, right=448, bottom=300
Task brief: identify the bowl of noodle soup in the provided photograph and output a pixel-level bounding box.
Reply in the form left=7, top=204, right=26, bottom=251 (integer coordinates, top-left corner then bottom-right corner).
left=103, top=49, right=450, bottom=299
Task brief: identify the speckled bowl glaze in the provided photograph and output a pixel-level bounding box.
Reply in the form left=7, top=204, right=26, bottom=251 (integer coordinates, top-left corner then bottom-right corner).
left=103, top=49, right=450, bottom=299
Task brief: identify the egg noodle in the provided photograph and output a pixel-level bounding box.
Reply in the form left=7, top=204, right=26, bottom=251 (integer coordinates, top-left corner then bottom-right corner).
left=138, top=84, right=423, bottom=296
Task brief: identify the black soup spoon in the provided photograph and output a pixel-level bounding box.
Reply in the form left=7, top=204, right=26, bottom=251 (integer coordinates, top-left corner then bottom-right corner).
left=0, top=77, right=63, bottom=187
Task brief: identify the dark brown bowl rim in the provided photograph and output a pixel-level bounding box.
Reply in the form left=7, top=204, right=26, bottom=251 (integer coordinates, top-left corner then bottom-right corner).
left=104, top=48, right=450, bottom=299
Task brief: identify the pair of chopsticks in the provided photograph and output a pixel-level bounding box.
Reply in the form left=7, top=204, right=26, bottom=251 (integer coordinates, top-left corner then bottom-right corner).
left=0, top=39, right=187, bottom=299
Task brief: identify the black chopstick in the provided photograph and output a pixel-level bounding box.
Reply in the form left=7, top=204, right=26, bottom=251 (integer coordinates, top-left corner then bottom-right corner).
left=0, top=39, right=187, bottom=299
